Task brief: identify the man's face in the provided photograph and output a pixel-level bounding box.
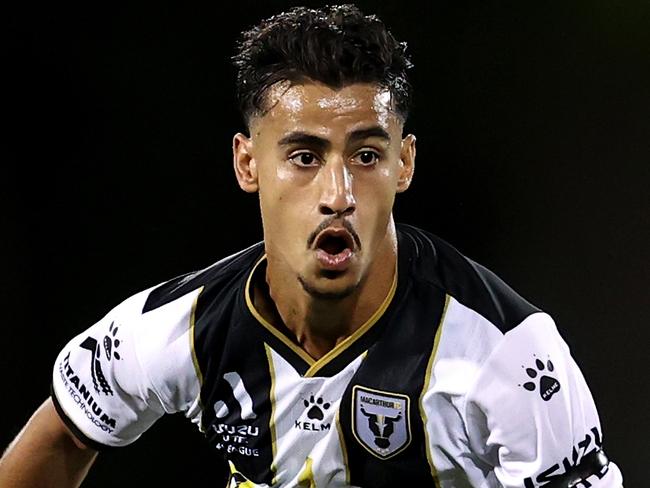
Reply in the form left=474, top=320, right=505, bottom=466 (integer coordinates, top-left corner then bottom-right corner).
left=234, top=82, right=415, bottom=299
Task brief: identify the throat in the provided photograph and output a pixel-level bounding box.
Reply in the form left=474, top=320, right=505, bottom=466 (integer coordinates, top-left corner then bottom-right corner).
left=249, top=259, right=363, bottom=360
left=253, top=274, right=356, bottom=360
left=251, top=240, right=398, bottom=361
left=293, top=302, right=358, bottom=359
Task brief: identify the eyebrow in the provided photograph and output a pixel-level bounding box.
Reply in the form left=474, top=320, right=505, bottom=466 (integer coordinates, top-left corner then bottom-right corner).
left=347, top=126, right=391, bottom=144
left=278, top=132, right=329, bottom=151
left=277, top=126, right=391, bottom=150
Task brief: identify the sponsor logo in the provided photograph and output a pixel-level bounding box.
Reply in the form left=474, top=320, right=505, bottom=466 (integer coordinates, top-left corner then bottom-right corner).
left=519, top=356, right=561, bottom=401
left=59, top=352, right=117, bottom=432
left=294, top=394, right=332, bottom=432
left=352, top=385, right=410, bottom=459
left=103, top=321, right=122, bottom=360
left=304, top=394, right=330, bottom=421
left=78, top=321, right=123, bottom=396
left=524, top=427, right=608, bottom=487
left=214, top=371, right=257, bottom=421
left=211, top=423, right=261, bottom=457
left=212, top=372, right=260, bottom=457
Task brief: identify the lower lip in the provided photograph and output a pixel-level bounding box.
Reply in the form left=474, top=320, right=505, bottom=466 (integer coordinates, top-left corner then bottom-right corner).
left=315, top=248, right=354, bottom=271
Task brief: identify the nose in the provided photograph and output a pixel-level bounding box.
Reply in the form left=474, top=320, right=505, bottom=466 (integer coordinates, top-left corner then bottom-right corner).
left=318, top=160, right=356, bottom=217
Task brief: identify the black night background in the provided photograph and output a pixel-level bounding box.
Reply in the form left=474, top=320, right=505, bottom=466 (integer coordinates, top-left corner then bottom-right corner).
left=4, top=1, right=649, bottom=486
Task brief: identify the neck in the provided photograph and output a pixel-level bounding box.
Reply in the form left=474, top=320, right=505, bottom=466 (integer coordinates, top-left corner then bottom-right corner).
left=254, top=225, right=398, bottom=360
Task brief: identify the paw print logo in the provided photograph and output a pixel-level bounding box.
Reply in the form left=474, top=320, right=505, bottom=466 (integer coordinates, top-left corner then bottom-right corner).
left=303, top=395, right=331, bottom=421
left=520, top=356, right=561, bottom=401
left=103, top=322, right=122, bottom=361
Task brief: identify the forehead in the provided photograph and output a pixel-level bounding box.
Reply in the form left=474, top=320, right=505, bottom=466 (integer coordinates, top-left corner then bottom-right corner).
left=251, top=82, right=402, bottom=138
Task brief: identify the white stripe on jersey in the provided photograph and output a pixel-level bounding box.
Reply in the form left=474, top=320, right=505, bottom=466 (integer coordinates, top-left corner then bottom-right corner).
left=263, top=346, right=363, bottom=487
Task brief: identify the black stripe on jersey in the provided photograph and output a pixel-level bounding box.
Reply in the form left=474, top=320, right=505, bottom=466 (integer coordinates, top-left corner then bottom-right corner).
left=397, top=223, right=539, bottom=333
left=192, top=269, right=276, bottom=485
left=138, top=242, right=277, bottom=484
left=338, top=278, right=448, bottom=486
left=50, top=385, right=112, bottom=451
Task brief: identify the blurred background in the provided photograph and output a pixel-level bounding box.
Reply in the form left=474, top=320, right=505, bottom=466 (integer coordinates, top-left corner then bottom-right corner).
left=4, top=1, right=648, bottom=486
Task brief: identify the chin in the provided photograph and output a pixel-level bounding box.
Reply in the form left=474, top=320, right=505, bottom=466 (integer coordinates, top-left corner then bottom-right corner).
left=297, top=272, right=360, bottom=301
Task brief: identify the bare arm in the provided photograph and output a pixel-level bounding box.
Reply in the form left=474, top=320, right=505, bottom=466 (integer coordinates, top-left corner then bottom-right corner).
left=0, top=397, right=97, bottom=488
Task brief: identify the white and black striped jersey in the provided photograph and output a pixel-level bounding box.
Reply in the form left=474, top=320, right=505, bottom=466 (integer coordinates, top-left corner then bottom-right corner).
left=51, top=224, right=623, bottom=487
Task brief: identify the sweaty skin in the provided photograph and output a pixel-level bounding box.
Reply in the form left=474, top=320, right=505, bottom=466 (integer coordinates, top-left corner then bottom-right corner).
left=233, top=81, right=416, bottom=359
left=0, top=398, right=97, bottom=487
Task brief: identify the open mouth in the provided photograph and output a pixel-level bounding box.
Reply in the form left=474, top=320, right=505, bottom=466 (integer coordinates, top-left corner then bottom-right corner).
left=313, top=228, right=356, bottom=271
left=314, top=229, right=355, bottom=255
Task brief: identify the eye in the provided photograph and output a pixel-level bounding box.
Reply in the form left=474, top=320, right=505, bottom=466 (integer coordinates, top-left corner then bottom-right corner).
left=288, top=151, right=319, bottom=167
left=352, top=150, right=380, bottom=166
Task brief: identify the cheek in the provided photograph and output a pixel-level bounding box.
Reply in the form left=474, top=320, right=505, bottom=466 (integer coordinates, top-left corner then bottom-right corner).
left=354, top=168, right=398, bottom=226
left=258, top=163, right=314, bottom=227
left=358, top=163, right=400, bottom=201
left=274, top=160, right=298, bottom=185
left=260, top=156, right=315, bottom=193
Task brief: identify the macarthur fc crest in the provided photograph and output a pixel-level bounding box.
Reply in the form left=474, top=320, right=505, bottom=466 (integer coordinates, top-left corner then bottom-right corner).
left=351, top=385, right=411, bottom=459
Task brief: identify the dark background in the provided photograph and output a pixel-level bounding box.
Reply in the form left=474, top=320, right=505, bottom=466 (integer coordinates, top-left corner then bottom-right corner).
left=4, top=1, right=648, bottom=486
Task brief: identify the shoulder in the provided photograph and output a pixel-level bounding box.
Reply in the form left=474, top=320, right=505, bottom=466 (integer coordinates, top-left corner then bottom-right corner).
left=462, top=312, right=623, bottom=486
left=51, top=243, right=264, bottom=446
left=399, top=224, right=547, bottom=397
left=118, top=241, right=265, bottom=385
left=399, top=226, right=623, bottom=485
left=142, top=241, right=264, bottom=314
left=397, top=223, right=539, bottom=333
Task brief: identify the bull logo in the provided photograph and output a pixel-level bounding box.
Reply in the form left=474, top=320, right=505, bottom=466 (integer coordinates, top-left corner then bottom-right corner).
left=359, top=405, right=402, bottom=449
left=352, top=386, right=410, bottom=459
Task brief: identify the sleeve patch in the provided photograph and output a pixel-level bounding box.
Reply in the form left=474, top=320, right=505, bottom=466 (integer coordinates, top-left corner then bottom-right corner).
left=56, top=348, right=119, bottom=434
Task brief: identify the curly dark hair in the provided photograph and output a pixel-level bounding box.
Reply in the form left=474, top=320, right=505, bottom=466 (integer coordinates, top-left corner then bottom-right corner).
left=232, top=4, right=413, bottom=126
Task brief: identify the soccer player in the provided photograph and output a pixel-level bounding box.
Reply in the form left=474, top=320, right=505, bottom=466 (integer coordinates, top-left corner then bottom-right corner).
left=0, top=5, right=623, bottom=487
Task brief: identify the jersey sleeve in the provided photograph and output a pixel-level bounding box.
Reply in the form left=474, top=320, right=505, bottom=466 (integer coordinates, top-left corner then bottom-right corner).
left=51, top=285, right=204, bottom=449
left=463, top=312, right=623, bottom=487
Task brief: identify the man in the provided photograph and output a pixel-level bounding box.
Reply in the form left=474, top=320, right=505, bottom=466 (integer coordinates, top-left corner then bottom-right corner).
left=0, top=5, right=623, bottom=487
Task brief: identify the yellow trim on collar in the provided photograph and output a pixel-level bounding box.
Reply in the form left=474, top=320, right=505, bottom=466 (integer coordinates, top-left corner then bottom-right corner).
left=245, top=254, right=398, bottom=377
left=303, top=267, right=397, bottom=378
left=245, top=255, right=315, bottom=366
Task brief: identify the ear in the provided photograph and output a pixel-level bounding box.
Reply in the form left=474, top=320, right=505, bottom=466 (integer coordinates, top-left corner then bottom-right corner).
left=233, top=133, right=259, bottom=193
left=397, top=134, right=416, bottom=193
